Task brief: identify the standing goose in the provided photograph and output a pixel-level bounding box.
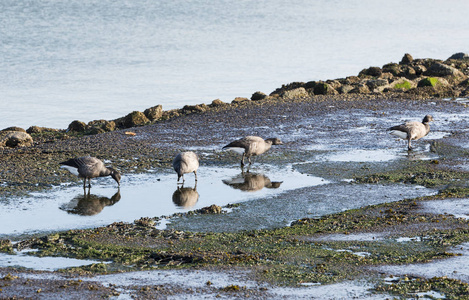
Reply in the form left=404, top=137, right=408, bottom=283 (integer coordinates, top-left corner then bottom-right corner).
left=222, top=136, right=283, bottom=167
left=388, top=115, right=434, bottom=150
left=173, top=151, right=199, bottom=183
left=60, top=156, right=121, bottom=188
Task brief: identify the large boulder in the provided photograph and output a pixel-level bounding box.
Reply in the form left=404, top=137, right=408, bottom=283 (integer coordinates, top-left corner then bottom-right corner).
left=0, top=131, right=33, bottom=148
left=448, top=52, right=469, bottom=60
left=359, top=66, right=383, bottom=77
left=251, top=91, right=267, bottom=101
left=67, top=120, right=87, bottom=132
left=209, top=99, right=227, bottom=107
left=313, top=83, right=337, bottom=95
left=425, top=62, right=465, bottom=78
left=1, top=127, right=26, bottom=133
left=88, top=119, right=116, bottom=132
left=282, top=87, right=309, bottom=98
left=26, top=126, right=59, bottom=134
left=114, top=111, right=149, bottom=129
left=144, top=105, right=163, bottom=121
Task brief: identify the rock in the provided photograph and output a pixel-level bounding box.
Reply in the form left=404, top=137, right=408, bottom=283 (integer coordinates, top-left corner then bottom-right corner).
left=349, top=84, right=370, bottom=94
left=144, top=105, right=163, bottom=121
left=209, top=99, right=226, bottom=107
left=1, top=127, right=26, bottom=133
left=400, top=65, right=417, bottom=78
left=251, top=91, right=267, bottom=101
left=382, top=63, right=401, bottom=76
left=417, top=77, right=441, bottom=87
left=114, top=111, right=149, bottom=129
left=231, top=97, right=250, bottom=104
left=26, top=126, right=59, bottom=134
left=392, top=78, right=414, bottom=90
left=67, top=120, right=87, bottom=132
left=448, top=52, right=469, bottom=60
left=400, top=53, right=413, bottom=64
left=313, top=83, right=337, bottom=95
left=413, top=64, right=427, bottom=76
left=198, top=204, right=222, bottom=214
left=366, top=79, right=388, bottom=91
left=282, top=87, right=308, bottom=98
left=0, top=131, right=33, bottom=148
left=270, top=82, right=305, bottom=95
left=425, top=62, right=465, bottom=78
left=88, top=120, right=116, bottom=132
left=182, top=104, right=208, bottom=112
left=337, top=84, right=354, bottom=94
left=359, top=66, right=382, bottom=77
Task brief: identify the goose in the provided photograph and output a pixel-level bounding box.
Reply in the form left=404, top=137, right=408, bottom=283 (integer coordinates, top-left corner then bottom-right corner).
left=173, top=151, right=199, bottom=183
left=60, top=156, right=121, bottom=188
left=222, top=136, right=283, bottom=166
left=387, top=115, right=434, bottom=150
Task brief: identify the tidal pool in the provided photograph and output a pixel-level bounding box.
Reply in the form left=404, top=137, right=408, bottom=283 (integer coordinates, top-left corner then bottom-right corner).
left=0, top=165, right=324, bottom=239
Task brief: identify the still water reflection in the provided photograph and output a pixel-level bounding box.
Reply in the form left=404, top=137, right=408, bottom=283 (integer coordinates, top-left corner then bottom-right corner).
left=60, top=188, right=121, bottom=216
left=0, top=166, right=318, bottom=239
left=172, top=185, right=199, bottom=208
left=223, top=172, right=282, bottom=192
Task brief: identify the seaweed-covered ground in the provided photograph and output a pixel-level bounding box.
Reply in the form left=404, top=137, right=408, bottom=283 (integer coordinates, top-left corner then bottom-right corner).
left=2, top=94, right=469, bottom=299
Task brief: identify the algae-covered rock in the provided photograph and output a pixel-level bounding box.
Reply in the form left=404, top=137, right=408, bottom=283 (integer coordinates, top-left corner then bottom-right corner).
left=0, top=131, right=33, bottom=148
left=417, top=77, right=440, bottom=87
left=393, top=79, right=413, bottom=90
left=144, top=105, right=163, bottom=121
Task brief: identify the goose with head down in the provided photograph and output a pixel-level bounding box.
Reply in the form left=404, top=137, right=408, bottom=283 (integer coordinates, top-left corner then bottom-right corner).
left=60, top=156, right=121, bottom=188
left=173, top=151, right=199, bottom=183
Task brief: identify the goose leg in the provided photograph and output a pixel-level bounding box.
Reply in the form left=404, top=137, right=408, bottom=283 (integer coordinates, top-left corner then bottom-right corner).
left=407, top=139, right=413, bottom=151
left=83, top=178, right=86, bottom=189
left=194, top=170, right=198, bottom=182
left=240, top=153, right=245, bottom=167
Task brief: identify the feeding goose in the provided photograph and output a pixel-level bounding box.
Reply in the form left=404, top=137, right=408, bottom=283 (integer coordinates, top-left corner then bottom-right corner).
left=173, top=151, right=199, bottom=183
left=60, top=156, right=121, bottom=188
left=222, top=136, right=283, bottom=167
left=387, top=115, right=434, bottom=150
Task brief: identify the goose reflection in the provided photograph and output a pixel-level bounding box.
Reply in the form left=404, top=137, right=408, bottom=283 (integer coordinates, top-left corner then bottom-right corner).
left=60, top=188, right=121, bottom=216
left=172, top=184, right=199, bottom=208
left=222, top=172, right=282, bottom=192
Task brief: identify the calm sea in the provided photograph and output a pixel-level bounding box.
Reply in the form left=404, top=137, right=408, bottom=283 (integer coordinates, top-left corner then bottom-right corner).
left=1, top=0, right=469, bottom=129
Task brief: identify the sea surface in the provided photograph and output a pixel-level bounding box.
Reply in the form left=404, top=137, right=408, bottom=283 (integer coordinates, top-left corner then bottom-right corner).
left=2, top=0, right=469, bottom=129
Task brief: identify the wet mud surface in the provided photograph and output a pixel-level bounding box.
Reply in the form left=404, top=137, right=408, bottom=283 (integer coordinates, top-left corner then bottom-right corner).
left=2, top=94, right=469, bottom=299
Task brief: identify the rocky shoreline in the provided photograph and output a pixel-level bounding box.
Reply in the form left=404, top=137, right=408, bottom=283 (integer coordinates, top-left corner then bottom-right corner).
left=1, top=53, right=469, bottom=299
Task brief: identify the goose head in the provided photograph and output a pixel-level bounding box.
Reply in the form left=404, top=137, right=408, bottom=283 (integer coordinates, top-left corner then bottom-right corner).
left=266, top=138, right=283, bottom=145
left=423, top=115, right=434, bottom=123
left=108, top=168, right=121, bottom=186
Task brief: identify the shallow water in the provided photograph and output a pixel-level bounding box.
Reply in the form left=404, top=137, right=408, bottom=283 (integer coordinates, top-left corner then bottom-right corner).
left=0, top=165, right=323, bottom=239
left=0, top=249, right=103, bottom=271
